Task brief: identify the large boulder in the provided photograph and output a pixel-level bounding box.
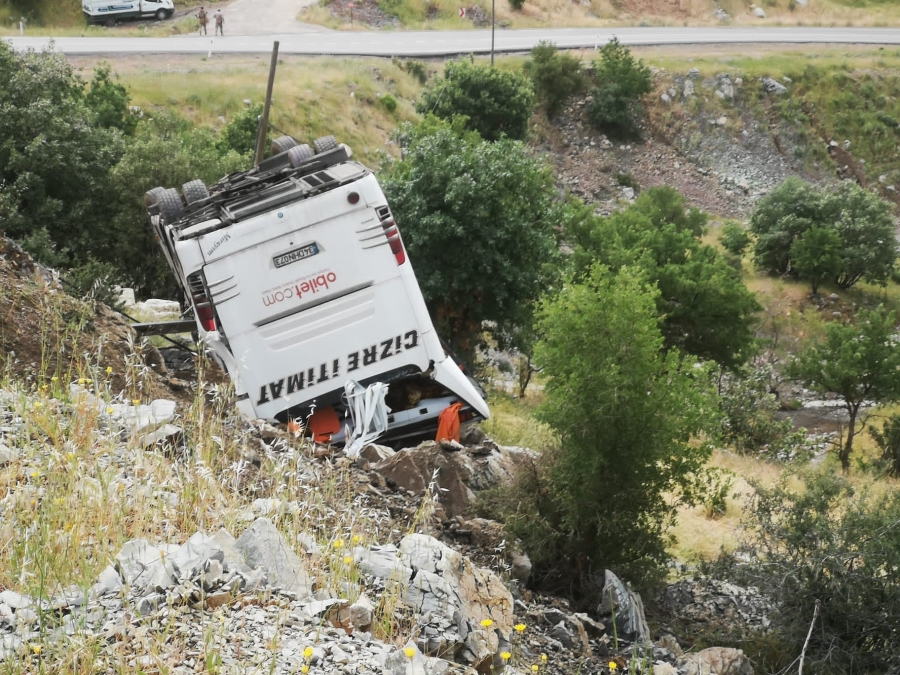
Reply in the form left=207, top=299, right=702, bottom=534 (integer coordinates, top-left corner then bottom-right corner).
left=235, top=518, right=314, bottom=598
left=355, top=533, right=514, bottom=669
left=683, top=647, right=753, bottom=675
left=598, top=569, right=651, bottom=643
left=373, top=441, right=531, bottom=517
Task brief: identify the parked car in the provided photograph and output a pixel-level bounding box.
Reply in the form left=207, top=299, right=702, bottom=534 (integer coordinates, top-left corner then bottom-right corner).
left=145, top=135, right=489, bottom=447
left=83, top=0, right=174, bottom=26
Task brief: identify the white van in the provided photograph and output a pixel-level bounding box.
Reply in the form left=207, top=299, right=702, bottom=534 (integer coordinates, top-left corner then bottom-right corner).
left=83, top=0, right=174, bottom=25
left=145, top=135, right=490, bottom=447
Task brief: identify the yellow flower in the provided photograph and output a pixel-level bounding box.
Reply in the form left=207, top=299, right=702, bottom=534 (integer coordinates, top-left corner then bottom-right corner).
left=501, top=652, right=512, bottom=661
left=34, top=401, right=42, bottom=408
left=333, top=539, right=344, bottom=549
left=30, top=470, right=40, bottom=479
left=303, top=646, right=314, bottom=660
left=106, top=366, right=113, bottom=375
left=51, top=376, right=58, bottom=382
left=132, top=399, right=140, bottom=406
left=403, top=647, right=416, bottom=659
left=352, top=535, right=361, bottom=544
left=609, top=662, right=618, bottom=671
left=480, top=619, right=493, bottom=628
left=301, top=667, right=309, bottom=674
left=77, top=378, right=85, bottom=385
left=106, top=406, right=114, bottom=414
left=541, top=654, right=548, bottom=663
left=30, top=644, right=41, bottom=655
left=515, top=623, right=526, bottom=633
left=343, top=556, right=353, bottom=565
left=532, top=666, right=540, bottom=673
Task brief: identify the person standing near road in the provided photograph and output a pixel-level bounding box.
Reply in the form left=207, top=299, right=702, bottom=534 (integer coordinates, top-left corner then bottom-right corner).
left=197, top=6, right=208, bottom=35
left=214, top=9, right=224, bottom=35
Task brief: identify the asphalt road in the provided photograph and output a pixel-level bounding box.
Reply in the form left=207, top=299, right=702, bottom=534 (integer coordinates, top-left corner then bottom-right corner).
left=5, top=27, right=900, bottom=57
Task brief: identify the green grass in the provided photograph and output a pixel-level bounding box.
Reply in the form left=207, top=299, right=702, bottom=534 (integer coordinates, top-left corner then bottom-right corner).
left=481, top=390, right=557, bottom=450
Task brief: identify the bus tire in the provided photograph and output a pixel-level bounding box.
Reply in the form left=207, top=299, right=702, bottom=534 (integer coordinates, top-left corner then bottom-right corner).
left=158, top=188, right=185, bottom=225
left=270, top=135, right=297, bottom=156
left=182, top=179, right=209, bottom=205
left=313, top=135, right=339, bottom=154
left=288, top=144, right=315, bottom=167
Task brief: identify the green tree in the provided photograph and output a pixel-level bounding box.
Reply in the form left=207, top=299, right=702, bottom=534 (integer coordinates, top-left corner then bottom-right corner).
left=0, top=42, right=124, bottom=267
left=788, top=305, right=900, bottom=472
left=416, top=57, right=534, bottom=141
left=109, top=112, right=247, bottom=297
left=503, top=265, right=715, bottom=589
left=586, top=38, right=652, bottom=137
left=750, top=177, right=897, bottom=289
left=382, top=117, right=560, bottom=361
left=217, top=103, right=263, bottom=157
left=790, top=225, right=842, bottom=294
left=523, top=41, right=585, bottom=117
left=84, top=64, right=137, bottom=135
left=566, top=187, right=760, bottom=369
left=870, top=413, right=900, bottom=477
left=718, top=221, right=752, bottom=257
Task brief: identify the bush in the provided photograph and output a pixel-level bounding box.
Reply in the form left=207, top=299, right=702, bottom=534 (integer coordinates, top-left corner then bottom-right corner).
left=400, top=59, right=428, bottom=84
left=379, top=93, right=398, bottom=113
left=523, top=42, right=585, bottom=117
left=586, top=39, right=652, bottom=137
left=217, top=103, right=263, bottom=157
left=728, top=469, right=900, bottom=674
left=416, top=56, right=534, bottom=141
left=496, top=265, right=717, bottom=594
left=65, top=258, right=125, bottom=310
left=718, top=221, right=751, bottom=256
left=866, top=413, right=900, bottom=476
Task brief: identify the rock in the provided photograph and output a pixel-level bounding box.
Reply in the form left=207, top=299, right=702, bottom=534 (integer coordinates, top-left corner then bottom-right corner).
left=91, top=565, right=124, bottom=597
left=716, top=116, right=728, bottom=126
left=0, top=443, right=18, bottom=466
left=598, top=569, right=651, bottom=643
left=140, top=423, right=182, bottom=449
left=349, top=593, right=375, bottom=630
left=459, top=425, right=486, bottom=446
left=510, top=553, right=532, bottom=582
left=715, top=90, right=725, bottom=99
left=795, top=0, right=808, bottom=4
left=879, top=174, right=887, bottom=184
left=682, top=647, right=754, bottom=675
left=0, top=590, right=31, bottom=610
left=843, top=139, right=851, bottom=150
left=549, top=620, right=579, bottom=649
left=235, top=518, right=313, bottom=598
left=621, top=187, right=636, bottom=200
left=832, top=311, right=842, bottom=319
left=782, top=76, right=792, bottom=83
left=654, top=664, right=679, bottom=675
left=667, top=88, right=677, bottom=98
left=658, top=634, right=683, bottom=657
left=659, top=578, right=775, bottom=639
left=683, top=79, right=695, bottom=98
left=688, top=68, right=701, bottom=79
left=721, top=83, right=734, bottom=99
left=828, top=293, right=839, bottom=301
left=662, top=93, right=672, bottom=103
left=359, top=443, right=395, bottom=464
left=752, top=6, right=766, bottom=17
left=760, top=77, right=788, bottom=95
left=734, top=77, right=743, bottom=85
left=713, top=7, right=728, bottom=19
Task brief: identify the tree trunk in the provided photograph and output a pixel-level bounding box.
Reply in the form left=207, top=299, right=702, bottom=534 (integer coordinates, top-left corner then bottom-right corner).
left=840, top=405, right=859, bottom=474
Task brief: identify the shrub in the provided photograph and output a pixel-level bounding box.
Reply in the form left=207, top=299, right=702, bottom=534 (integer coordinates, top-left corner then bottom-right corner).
left=524, top=42, right=585, bottom=117
left=586, top=39, right=652, bottom=137
left=217, top=103, right=263, bottom=157
left=718, top=221, right=751, bottom=256
left=379, top=93, right=398, bottom=113
left=729, top=469, right=900, bottom=674
left=867, top=413, right=900, bottom=476
left=416, top=56, right=534, bottom=141
left=401, top=59, right=428, bottom=84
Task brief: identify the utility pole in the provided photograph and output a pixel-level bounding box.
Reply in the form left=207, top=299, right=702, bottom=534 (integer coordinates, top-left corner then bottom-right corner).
left=254, top=40, right=280, bottom=167
left=490, top=0, right=495, bottom=66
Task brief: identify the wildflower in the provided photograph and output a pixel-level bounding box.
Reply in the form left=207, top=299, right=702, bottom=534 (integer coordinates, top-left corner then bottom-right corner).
left=34, top=401, right=42, bottom=409
left=106, top=366, right=113, bottom=375
left=106, top=406, right=114, bottom=414
left=51, top=376, right=58, bottom=382
left=403, top=647, right=416, bottom=659
left=609, top=662, right=618, bottom=672
left=480, top=619, right=493, bottom=628
left=30, top=470, right=40, bottom=479
left=352, top=535, right=361, bottom=544
left=501, top=652, right=512, bottom=661
left=78, top=378, right=85, bottom=385
left=532, top=666, right=540, bottom=673
left=541, top=654, right=548, bottom=663
left=132, top=399, right=140, bottom=406
left=333, top=539, right=344, bottom=550
left=30, top=644, right=41, bottom=655
left=301, top=667, right=309, bottom=674
left=65, top=453, right=76, bottom=461
left=303, top=646, right=314, bottom=660
left=343, top=556, right=353, bottom=565
left=515, top=623, right=526, bottom=633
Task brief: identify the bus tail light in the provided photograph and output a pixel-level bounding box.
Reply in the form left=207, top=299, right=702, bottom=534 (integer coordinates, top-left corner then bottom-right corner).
left=187, top=271, right=217, bottom=332
left=380, top=218, right=406, bottom=266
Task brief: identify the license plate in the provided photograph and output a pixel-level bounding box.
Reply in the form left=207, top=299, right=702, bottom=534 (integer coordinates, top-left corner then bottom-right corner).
left=273, top=243, right=320, bottom=268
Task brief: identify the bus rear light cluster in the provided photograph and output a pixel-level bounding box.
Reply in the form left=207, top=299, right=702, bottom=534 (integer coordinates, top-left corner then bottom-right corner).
left=187, top=271, right=217, bottom=332
left=380, top=217, right=406, bottom=266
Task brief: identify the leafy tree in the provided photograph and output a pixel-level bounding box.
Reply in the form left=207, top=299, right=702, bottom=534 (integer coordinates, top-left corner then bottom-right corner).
left=382, top=117, right=560, bottom=361
left=788, top=305, right=900, bottom=472
left=790, top=225, right=841, bottom=294
left=565, top=187, right=760, bottom=369
left=870, top=413, right=900, bottom=477
left=217, top=103, right=263, bottom=157
left=751, top=177, right=897, bottom=289
left=731, top=469, right=900, bottom=674
left=498, top=265, right=715, bottom=591
left=416, top=57, right=534, bottom=141
left=0, top=42, right=125, bottom=268
left=718, top=221, right=752, bottom=256
left=523, top=41, right=585, bottom=117
left=109, top=112, right=247, bottom=297
left=586, top=38, right=652, bottom=137
left=84, top=64, right=137, bottom=135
